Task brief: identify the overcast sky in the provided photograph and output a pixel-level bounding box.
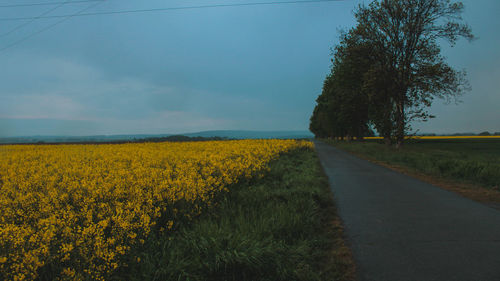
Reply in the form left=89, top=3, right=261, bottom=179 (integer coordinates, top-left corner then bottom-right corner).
left=0, top=0, right=498, bottom=137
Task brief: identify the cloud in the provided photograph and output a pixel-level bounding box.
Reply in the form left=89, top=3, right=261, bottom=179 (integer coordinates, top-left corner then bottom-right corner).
left=0, top=54, right=235, bottom=136
left=0, top=50, right=312, bottom=137
left=0, top=111, right=232, bottom=137
left=1, top=94, right=86, bottom=120
left=101, top=110, right=234, bottom=134
left=3, top=0, right=497, bottom=137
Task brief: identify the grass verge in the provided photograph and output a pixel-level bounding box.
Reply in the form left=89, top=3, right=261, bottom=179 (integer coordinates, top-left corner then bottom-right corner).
left=113, top=146, right=355, bottom=281
left=324, top=139, right=500, bottom=206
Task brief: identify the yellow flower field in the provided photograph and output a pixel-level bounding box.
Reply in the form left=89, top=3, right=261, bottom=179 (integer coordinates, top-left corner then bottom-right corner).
left=0, top=139, right=312, bottom=280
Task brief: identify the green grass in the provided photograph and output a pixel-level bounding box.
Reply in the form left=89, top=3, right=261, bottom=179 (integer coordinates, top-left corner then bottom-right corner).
left=112, top=147, right=354, bottom=281
left=326, top=139, right=500, bottom=189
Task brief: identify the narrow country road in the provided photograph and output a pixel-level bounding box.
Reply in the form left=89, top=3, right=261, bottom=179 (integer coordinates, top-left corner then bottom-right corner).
left=314, top=141, right=500, bottom=281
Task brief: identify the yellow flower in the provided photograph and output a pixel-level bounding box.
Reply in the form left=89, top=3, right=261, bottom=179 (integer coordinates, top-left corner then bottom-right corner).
left=0, top=139, right=312, bottom=279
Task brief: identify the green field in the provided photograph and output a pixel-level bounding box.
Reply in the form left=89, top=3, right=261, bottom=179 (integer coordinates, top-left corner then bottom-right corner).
left=326, top=139, right=500, bottom=189
left=114, top=147, right=355, bottom=281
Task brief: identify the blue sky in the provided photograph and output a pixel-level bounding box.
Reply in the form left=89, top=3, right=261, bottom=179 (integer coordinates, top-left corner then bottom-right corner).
left=0, top=0, right=498, bottom=137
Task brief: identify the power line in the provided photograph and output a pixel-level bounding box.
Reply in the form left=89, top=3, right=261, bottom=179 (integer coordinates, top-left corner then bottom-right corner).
left=0, top=0, right=346, bottom=52
left=0, top=0, right=347, bottom=21
left=1, top=0, right=71, bottom=37
left=0, top=0, right=104, bottom=8
left=0, top=1, right=105, bottom=52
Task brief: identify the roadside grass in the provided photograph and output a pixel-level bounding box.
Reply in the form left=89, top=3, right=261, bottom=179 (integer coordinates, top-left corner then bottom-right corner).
left=324, top=139, right=500, bottom=204
left=113, top=146, right=355, bottom=281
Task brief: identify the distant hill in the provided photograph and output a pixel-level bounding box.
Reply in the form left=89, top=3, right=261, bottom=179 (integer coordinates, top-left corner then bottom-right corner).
left=184, top=130, right=313, bottom=139
left=0, top=130, right=313, bottom=144
left=0, top=134, right=172, bottom=144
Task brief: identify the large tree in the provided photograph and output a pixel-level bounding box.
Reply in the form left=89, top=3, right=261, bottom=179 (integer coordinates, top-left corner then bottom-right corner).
left=310, top=31, right=373, bottom=140
left=354, top=0, right=473, bottom=147
left=331, top=32, right=373, bottom=140
left=363, top=61, right=397, bottom=145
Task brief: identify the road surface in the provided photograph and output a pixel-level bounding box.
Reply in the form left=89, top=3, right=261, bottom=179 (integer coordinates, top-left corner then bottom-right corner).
left=315, top=141, right=500, bottom=281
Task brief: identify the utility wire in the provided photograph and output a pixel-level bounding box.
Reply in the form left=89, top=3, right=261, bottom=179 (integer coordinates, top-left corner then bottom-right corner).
left=0, top=0, right=104, bottom=8
left=0, top=1, right=105, bottom=52
left=0, top=0, right=347, bottom=21
left=1, top=0, right=71, bottom=37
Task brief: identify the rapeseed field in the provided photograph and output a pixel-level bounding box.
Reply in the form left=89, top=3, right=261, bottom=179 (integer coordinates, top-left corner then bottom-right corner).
left=0, top=140, right=312, bottom=280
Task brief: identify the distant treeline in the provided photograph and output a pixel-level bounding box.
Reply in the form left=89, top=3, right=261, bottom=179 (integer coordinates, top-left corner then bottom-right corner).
left=419, top=132, right=500, bottom=137
left=478, top=132, right=500, bottom=136
left=0, top=135, right=229, bottom=145
left=310, top=0, right=474, bottom=147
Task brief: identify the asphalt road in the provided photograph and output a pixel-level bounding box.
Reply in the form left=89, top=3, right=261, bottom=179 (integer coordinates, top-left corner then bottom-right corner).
left=314, top=141, right=500, bottom=281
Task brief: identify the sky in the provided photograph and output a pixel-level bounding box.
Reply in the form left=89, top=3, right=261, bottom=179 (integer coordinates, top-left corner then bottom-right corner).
left=0, top=0, right=498, bottom=137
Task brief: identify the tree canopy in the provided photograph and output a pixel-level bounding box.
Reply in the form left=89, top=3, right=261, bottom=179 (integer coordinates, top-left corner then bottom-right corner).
left=310, top=0, right=474, bottom=146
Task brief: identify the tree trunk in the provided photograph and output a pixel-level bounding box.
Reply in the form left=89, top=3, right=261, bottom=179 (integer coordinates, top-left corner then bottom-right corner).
left=384, top=136, right=392, bottom=146
left=395, top=100, right=405, bottom=149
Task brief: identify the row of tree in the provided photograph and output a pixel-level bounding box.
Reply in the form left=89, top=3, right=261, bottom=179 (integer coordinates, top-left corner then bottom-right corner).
left=310, top=0, right=474, bottom=147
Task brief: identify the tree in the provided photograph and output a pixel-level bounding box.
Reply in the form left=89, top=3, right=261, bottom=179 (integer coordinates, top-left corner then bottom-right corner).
left=310, top=31, right=373, bottom=140
left=310, top=75, right=349, bottom=139
left=330, top=31, right=372, bottom=140
left=354, top=0, right=474, bottom=147
left=309, top=90, right=332, bottom=138
left=360, top=42, right=397, bottom=145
